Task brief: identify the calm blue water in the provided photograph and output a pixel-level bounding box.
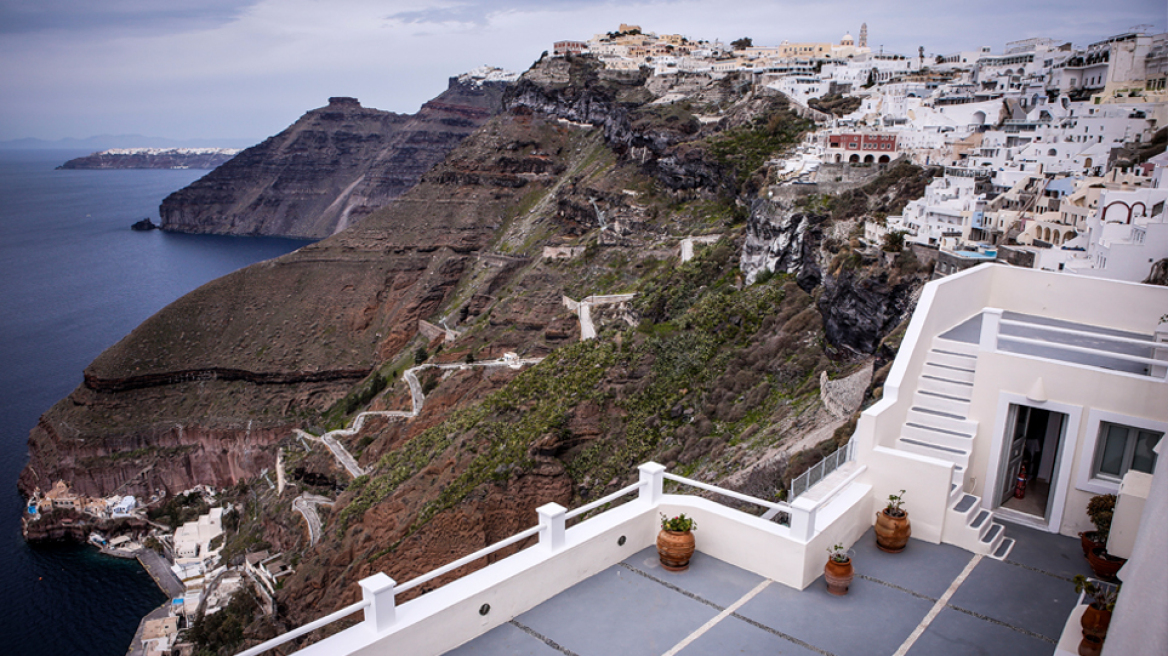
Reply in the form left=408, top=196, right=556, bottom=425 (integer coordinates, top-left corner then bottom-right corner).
left=0, top=150, right=313, bottom=655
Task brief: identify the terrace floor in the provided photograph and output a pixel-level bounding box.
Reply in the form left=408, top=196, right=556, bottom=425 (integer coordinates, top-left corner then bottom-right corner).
left=939, top=310, right=1156, bottom=375
left=446, top=523, right=1092, bottom=656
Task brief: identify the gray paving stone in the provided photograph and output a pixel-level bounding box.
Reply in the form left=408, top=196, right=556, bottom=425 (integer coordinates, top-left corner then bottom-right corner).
left=906, top=607, right=1054, bottom=656
left=947, top=557, right=1079, bottom=641
left=515, top=564, right=719, bottom=656
left=850, top=527, right=975, bottom=599
left=736, top=573, right=934, bottom=656
left=623, top=546, right=766, bottom=608
left=677, top=615, right=822, bottom=656
left=444, top=621, right=563, bottom=656
left=998, top=521, right=1093, bottom=581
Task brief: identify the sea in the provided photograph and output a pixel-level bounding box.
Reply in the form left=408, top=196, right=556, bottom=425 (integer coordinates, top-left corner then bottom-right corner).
left=0, top=150, right=313, bottom=656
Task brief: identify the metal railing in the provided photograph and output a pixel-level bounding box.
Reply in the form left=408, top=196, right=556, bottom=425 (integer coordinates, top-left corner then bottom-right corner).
left=790, top=440, right=855, bottom=500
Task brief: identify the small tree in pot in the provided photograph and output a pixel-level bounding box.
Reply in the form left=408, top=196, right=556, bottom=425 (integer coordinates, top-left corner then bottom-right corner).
left=1081, top=495, right=1125, bottom=580
left=875, top=489, right=911, bottom=552
left=657, top=513, right=697, bottom=572
left=1074, top=575, right=1119, bottom=652
left=824, top=543, right=854, bottom=595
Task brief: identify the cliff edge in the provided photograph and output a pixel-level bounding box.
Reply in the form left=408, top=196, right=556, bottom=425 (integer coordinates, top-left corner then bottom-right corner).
left=159, top=76, right=510, bottom=239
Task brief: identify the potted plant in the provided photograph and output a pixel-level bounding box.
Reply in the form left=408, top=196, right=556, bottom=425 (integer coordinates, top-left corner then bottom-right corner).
left=1081, top=495, right=1126, bottom=580
left=1073, top=575, right=1118, bottom=642
left=824, top=543, right=854, bottom=596
left=875, top=489, right=911, bottom=552
left=1079, top=494, right=1114, bottom=556
left=657, top=513, right=697, bottom=572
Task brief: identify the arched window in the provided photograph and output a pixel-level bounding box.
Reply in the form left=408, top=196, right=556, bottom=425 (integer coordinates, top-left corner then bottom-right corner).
left=1044, top=227, right=1051, bottom=241
left=1051, top=232, right=1060, bottom=245
left=864, top=154, right=874, bottom=163
left=1047, top=149, right=1057, bottom=157
left=878, top=154, right=890, bottom=164
left=849, top=154, right=860, bottom=163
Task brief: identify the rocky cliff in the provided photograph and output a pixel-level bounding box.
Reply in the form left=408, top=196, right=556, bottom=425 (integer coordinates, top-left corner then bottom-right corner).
left=158, top=77, right=510, bottom=239
left=22, top=55, right=935, bottom=652
left=58, top=148, right=241, bottom=170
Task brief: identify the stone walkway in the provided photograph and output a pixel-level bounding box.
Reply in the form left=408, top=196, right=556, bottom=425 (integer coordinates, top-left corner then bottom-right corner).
left=447, top=523, right=1091, bottom=656
left=297, top=356, right=545, bottom=477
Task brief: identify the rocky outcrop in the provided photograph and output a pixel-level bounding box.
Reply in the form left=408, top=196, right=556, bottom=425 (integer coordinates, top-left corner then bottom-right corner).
left=739, top=197, right=824, bottom=291
left=817, top=269, right=917, bottom=355
left=159, top=80, right=509, bottom=239
left=58, top=148, right=240, bottom=170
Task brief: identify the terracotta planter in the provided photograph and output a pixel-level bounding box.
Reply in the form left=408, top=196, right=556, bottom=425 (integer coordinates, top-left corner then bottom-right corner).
left=875, top=509, right=911, bottom=553
left=1079, top=531, right=1103, bottom=558
left=1078, top=633, right=1104, bottom=656
left=657, top=530, right=695, bottom=572
left=824, top=557, right=854, bottom=596
left=1080, top=603, right=1112, bottom=639
left=1086, top=547, right=1125, bottom=581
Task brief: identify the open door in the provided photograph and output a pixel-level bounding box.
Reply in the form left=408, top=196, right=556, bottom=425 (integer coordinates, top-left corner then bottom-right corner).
left=1000, top=405, right=1030, bottom=506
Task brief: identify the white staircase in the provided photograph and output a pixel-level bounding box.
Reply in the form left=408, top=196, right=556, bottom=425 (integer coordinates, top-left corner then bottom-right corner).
left=896, top=336, right=1015, bottom=560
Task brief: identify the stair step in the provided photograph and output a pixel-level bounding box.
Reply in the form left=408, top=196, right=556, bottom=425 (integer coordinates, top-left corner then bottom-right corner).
left=933, top=338, right=980, bottom=357
left=927, top=349, right=979, bottom=369
left=913, top=390, right=972, bottom=417
left=953, top=494, right=978, bottom=513
left=918, top=376, right=974, bottom=400
left=991, top=537, right=1015, bottom=560
left=907, top=409, right=978, bottom=437
left=905, top=422, right=973, bottom=439
left=970, top=510, right=990, bottom=529
left=912, top=405, right=965, bottom=420
left=904, top=425, right=976, bottom=451
left=981, top=523, right=1003, bottom=544
left=923, top=362, right=976, bottom=384
left=899, top=437, right=969, bottom=457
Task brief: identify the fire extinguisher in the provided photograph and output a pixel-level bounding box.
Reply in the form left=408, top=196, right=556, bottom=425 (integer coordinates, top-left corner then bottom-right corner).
left=1014, top=466, right=1027, bottom=499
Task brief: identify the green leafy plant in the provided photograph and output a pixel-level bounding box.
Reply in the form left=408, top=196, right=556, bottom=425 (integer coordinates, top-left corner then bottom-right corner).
left=827, top=543, right=851, bottom=563
left=660, top=512, right=697, bottom=532
left=1074, top=575, right=1120, bottom=611
left=1086, top=494, right=1117, bottom=544
left=885, top=489, right=906, bottom=517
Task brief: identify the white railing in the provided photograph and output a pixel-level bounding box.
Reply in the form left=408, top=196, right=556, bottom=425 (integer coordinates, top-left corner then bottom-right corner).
left=234, top=463, right=841, bottom=656
left=789, top=439, right=856, bottom=500
left=978, top=308, right=1168, bottom=380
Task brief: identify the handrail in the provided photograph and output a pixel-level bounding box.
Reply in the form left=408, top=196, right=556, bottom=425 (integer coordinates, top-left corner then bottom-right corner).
left=998, top=319, right=1159, bottom=349
left=662, top=472, right=790, bottom=512
left=236, top=600, right=368, bottom=656
left=395, top=525, right=542, bottom=595
left=564, top=481, right=644, bottom=520
left=790, top=440, right=855, bottom=500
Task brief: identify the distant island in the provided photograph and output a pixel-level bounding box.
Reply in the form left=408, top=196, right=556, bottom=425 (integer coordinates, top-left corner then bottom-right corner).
left=57, top=147, right=241, bottom=170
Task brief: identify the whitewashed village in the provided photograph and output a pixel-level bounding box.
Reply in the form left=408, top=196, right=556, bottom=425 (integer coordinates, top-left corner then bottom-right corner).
left=23, top=21, right=1168, bottom=656
left=558, top=23, right=1168, bottom=284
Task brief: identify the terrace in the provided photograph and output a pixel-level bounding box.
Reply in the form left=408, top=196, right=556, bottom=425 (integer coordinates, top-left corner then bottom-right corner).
left=450, top=523, right=1091, bottom=656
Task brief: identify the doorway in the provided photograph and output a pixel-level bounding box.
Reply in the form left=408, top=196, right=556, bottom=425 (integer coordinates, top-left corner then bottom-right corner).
left=996, top=404, right=1067, bottom=521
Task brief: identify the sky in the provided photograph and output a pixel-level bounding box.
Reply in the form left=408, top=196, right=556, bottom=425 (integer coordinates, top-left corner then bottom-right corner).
left=0, top=0, right=1163, bottom=143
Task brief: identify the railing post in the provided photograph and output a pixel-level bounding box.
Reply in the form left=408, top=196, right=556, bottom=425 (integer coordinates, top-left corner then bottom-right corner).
left=538, top=502, right=567, bottom=552
left=638, top=462, right=665, bottom=507
left=359, top=573, right=397, bottom=633
left=979, top=308, right=1004, bottom=352
left=788, top=497, right=818, bottom=542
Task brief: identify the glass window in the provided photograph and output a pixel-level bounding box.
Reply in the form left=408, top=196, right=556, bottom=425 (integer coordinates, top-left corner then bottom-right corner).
left=1093, top=422, right=1162, bottom=481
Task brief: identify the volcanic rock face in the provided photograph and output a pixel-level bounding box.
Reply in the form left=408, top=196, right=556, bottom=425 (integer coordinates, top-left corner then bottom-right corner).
left=159, top=81, right=508, bottom=239
left=740, top=197, right=824, bottom=290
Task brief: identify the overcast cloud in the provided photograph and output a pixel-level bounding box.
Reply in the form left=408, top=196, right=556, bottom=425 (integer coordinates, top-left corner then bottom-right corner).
left=0, top=0, right=1162, bottom=143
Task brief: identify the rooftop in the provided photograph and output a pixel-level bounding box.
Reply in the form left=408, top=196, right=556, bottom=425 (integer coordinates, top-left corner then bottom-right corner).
left=450, top=523, right=1090, bottom=656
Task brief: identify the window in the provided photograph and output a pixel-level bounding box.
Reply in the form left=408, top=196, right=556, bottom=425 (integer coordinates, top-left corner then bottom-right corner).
left=1093, top=423, right=1161, bottom=482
